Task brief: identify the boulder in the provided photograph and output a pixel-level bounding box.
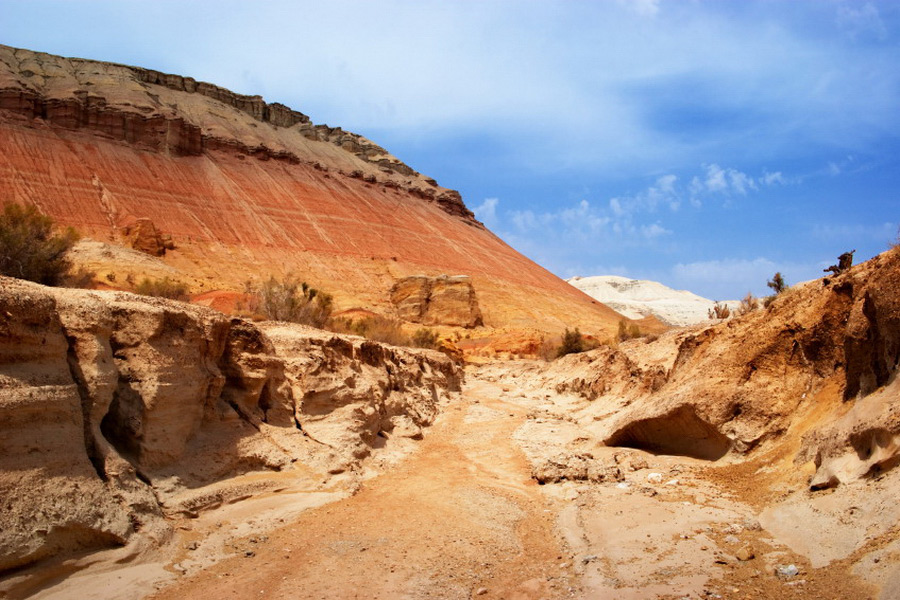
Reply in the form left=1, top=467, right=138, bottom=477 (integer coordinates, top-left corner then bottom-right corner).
left=390, top=275, right=484, bottom=328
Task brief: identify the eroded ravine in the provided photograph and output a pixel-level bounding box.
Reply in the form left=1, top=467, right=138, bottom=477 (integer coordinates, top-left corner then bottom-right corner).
left=147, top=375, right=578, bottom=600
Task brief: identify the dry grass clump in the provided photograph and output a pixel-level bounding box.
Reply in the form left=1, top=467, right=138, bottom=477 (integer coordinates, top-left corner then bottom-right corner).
left=135, top=276, right=190, bottom=301
left=331, top=315, right=440, bottom=350
left=736, top=292, right=759, bottom=316
left=708, top=302, right=731, bottom=320
left=617, top=319, right=645, bottom=341
left=244, top=275, right=332, bottom=328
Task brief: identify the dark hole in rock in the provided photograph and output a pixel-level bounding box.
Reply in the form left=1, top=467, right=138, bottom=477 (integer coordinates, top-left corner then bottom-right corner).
left=604, top=405, right=731, bottom=461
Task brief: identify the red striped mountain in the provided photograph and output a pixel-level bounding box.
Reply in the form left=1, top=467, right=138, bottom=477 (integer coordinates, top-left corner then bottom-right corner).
left=0, top=45, right=632, bottom=339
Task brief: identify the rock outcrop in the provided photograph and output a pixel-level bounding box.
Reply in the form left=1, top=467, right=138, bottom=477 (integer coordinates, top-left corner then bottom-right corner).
left=508, top=249, right=900, bottom=481
left=0, top=276, right=461, bottom=573
left=390, top=275, right=484, bottom=328
left=0, top=44, right=626, bottom=338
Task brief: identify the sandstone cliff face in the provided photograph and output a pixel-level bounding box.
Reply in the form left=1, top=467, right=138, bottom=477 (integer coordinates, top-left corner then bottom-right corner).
left=0, top=44, right=625, bottom=337
left=390, top=275, right=484, bottom=328
left=503, top=249, right=900, bottom=486
left=0, top=276, right=461, bottom=573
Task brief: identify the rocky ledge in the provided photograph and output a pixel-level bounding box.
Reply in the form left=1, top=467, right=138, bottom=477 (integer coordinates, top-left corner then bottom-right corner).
left=0, top=276, right=462, bottom=573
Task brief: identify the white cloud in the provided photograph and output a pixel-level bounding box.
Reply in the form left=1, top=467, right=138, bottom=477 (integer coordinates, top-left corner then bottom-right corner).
left=510, top=209, right=540, bottom=233
left=836, top=2, right=887, bottom=40
left=670, top=257, right=781, bottom=300
left=473, top=197, right=499, bottom=225
left=609, top=174, right=680, bottom=217
left=641, top=223, right=672, bottom=238
left=689, top=164, right=761, bottom=202
left=619, top=0, right=661, bottom=17
left=761, top=171, right=786, bottom=186
left=811, top=222, right=898, bottom=242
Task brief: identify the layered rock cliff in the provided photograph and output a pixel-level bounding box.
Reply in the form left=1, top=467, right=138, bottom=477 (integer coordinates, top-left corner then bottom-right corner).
left=0, top=44, right=625, bottom=337
left=0, top=276, right=461, bottom=574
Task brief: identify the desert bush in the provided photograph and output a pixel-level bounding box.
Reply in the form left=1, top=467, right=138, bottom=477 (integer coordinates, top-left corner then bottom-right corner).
left=135, top=276, right=190, bottom=301
left=616, top=319, right=644, bottom=341
left=556, top=328, right=585, bottom=358
left=0, top=202, right=80, bottom=285
left=536, top=337, right=559, bottom=361
left=708, top=302, right=731, bottom=320
left=736, top=292, right=759, bottom=316
left=245, top=275, right=333, bottom=327
left=767, top=272, right=787, bottom=295
left=411, top=327, right=439, bottom=350
left=347, top=315, right=409, bottom=346
left=60, top=266, right=96, bottom=289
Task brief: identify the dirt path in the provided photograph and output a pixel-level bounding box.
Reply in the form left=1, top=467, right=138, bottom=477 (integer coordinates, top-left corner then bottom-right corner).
left=149, top=377, right=577, bottom=600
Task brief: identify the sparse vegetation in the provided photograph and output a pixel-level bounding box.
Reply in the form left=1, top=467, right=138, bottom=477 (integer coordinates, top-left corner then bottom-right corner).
left=736, top=292, right=759, bottom=316
left=245, top=275, right=333, bottom=327
left=135, top=276, right=190, bottom=301
left=556, top=327, right=585, bottom=358
left=411, top=328, right=439, bottom=350
left=824, top=250, right=855, bottom=275
left=616, top=319, right=643, bottom=341
left=708, top=302, right=731, bottom=320
left=0, top=202, right=81, bottom=286
left=767, top=272, right=787, bottom=295
left=536, top=337, right=559, bottom=361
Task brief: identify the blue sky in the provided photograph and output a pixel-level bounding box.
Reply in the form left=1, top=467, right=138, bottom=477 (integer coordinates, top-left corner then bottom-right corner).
left=4, top=0, right=899, bottom=299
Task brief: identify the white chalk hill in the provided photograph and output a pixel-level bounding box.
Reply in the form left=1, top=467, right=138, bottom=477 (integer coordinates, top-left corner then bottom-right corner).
left=567, top=275, right=734, bottom=327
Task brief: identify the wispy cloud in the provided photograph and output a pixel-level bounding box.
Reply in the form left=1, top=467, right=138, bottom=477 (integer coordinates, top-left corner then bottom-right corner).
left=618, top=0, right=661, bottom=18
left=473, top=197, right=499, bottom=227
left=669, top=257, right=822, bottom=300
left=836, top=2, right=888, bottom=41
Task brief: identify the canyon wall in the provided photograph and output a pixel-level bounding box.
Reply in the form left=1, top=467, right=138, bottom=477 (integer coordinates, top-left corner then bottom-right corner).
left=504, top=248, right=900, bottom=487
left=0, top=44, right=624, bottom=336
left=0, top=276, right=461, bottom=573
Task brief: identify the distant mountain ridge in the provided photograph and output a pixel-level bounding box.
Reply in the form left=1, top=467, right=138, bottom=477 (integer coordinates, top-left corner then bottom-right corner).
left=567, top=275, right=737, bottom=327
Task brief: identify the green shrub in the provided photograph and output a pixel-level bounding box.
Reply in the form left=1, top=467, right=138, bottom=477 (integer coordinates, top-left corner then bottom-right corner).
left=0, top=202, right=79, bottom=285
left=556, top=328, right=585, bottom=358
left=767, top=272, right=787, bottom=295
left=135, top=276, right=190, bottom=301
left=246, top=275, right=333, bottom=327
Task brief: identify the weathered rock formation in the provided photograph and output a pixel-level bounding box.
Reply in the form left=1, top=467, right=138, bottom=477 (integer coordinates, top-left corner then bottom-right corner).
left=505, top=249, right=900, bottom=485
left=390, top=275, right=484, bottom=328
left=0, top=44, right=625, bottom=337
left=0, top=276, right=461, bottom=573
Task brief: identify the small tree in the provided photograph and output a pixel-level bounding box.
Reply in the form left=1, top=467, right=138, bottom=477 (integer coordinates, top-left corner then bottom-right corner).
left=766, top=272, right=787, bottom=295
left=557, top=328, right=585, bottom=357
left=0, top=202, right=79, bottom=285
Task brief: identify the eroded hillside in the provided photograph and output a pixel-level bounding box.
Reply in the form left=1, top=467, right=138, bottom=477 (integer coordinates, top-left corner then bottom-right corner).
left=3, top=250, right=898, bottom=600
left=0, top=44, right=624, bottom=338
